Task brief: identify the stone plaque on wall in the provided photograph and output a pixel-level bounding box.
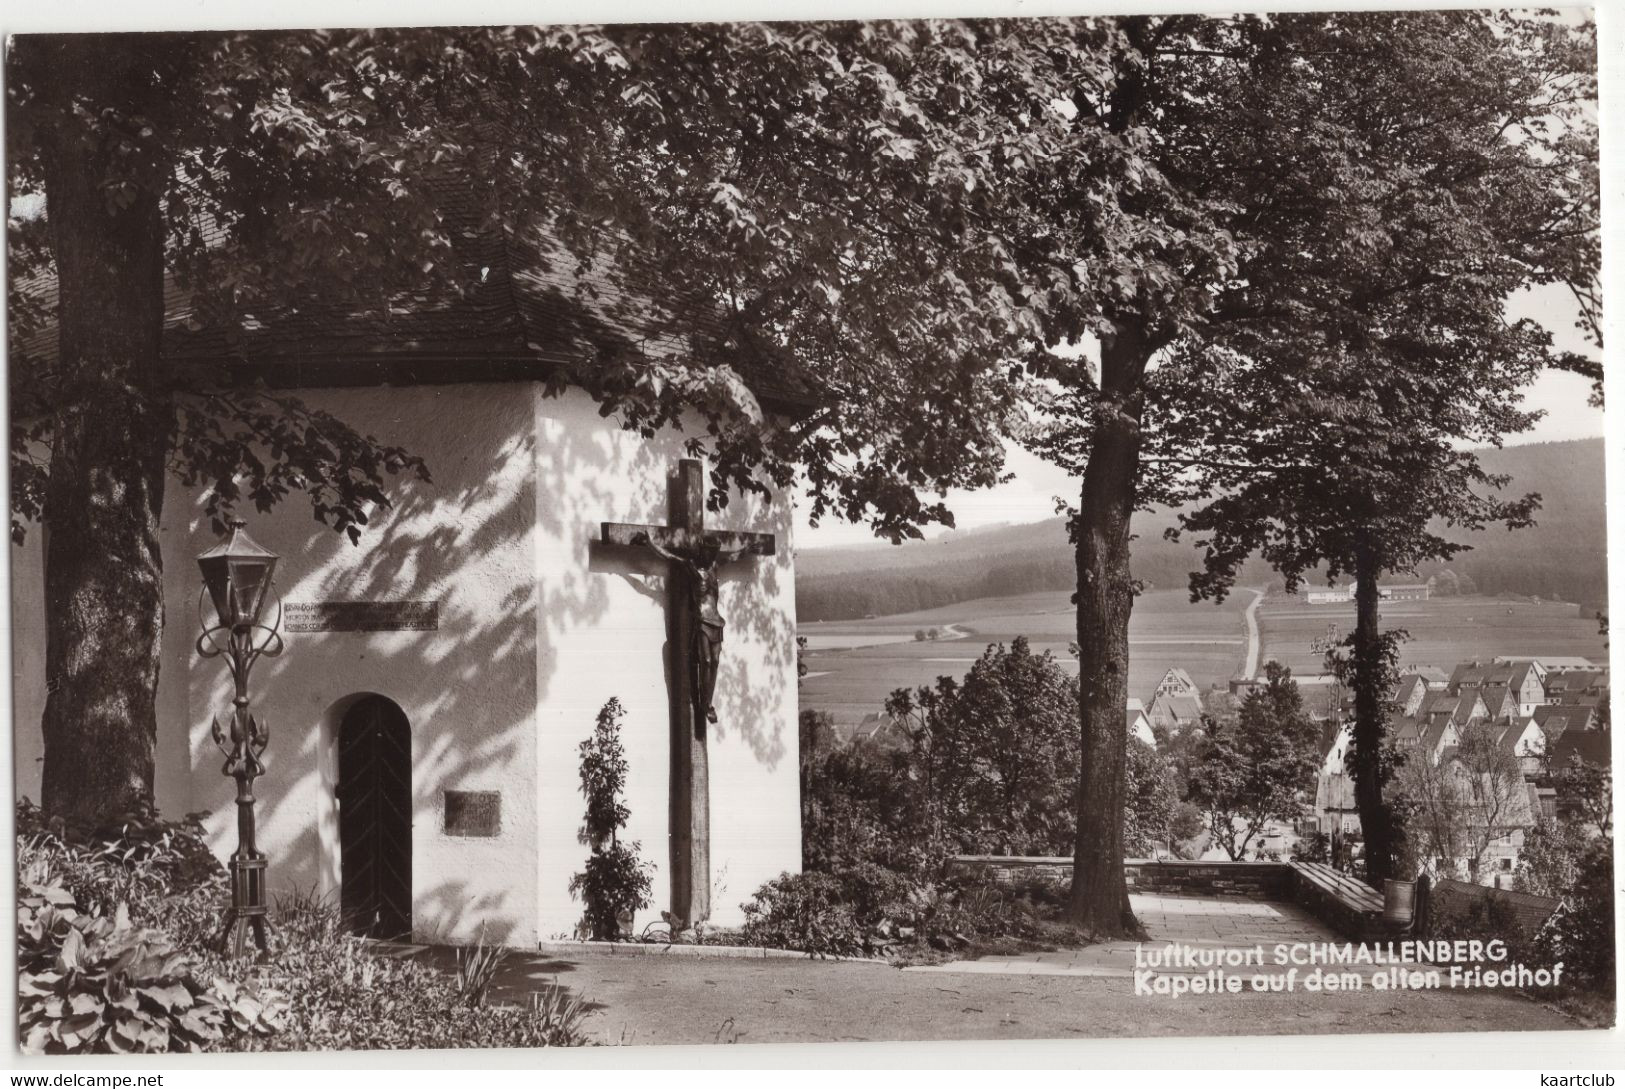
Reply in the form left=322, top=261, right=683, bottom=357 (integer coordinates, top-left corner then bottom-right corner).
left=443, top=790, right=501, bottom=837
left=285, top=600, right=439, bottom=633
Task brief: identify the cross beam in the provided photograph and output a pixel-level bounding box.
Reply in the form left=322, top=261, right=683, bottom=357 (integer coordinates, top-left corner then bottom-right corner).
left=600, top=523, right=775, bottom=556
left=596, top=458, right=776, bottom=930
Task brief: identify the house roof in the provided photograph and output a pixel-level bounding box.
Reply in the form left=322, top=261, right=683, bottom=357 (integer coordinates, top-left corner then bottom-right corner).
left=1538, top=657, right=1597, bottom=671
left=1420, top=719, right=1456, bottom=755
left=11, top=175, right=815, bottom=412
left=1550, top=729, right=1611, bottom=768
left=1448, top=659, right=1538, bottom=696
left=1393, top=716, right=1423, bottom=746
left=1543, top=669, right=1608, bottom=698
left=1532, top=704, right=1587, bottom=742
left=1317, top=720, right=1346, bottom=761
left=1148, top=691, right=1203, bottom=723
left=1494, top=720, right=1544, bottom=757
left=1431, top=879, right=1563, bottom=937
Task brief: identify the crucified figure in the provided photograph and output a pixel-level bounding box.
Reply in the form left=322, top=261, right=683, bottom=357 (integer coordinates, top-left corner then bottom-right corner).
left=634, top=533, right=748, bottom=726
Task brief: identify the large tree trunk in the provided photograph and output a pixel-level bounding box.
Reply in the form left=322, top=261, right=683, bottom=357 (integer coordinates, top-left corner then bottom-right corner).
left=36, top=73, right=172, bottom=826
left=1065, top=327, right=1151, bottom=938
left=1349, top=534, right=1398, bottom=885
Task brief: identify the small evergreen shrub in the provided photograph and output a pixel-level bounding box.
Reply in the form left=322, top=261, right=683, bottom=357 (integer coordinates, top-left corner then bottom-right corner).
left=569, top=698, right=654, bottom=939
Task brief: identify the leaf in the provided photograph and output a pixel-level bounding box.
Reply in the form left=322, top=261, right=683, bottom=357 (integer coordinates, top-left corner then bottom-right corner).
left=68, top=992, right=104, bottom=1017
left=57, top=927, right=85, bottom=971
left=138, top=983, right=193, bottom=1012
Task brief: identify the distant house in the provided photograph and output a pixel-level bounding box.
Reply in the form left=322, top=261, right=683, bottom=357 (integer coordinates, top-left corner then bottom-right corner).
left=1394, top=688, right=1485, bottom=764
left=1313, top=773, right=1361, bottom=836
left=1298, top=582, right=1430, bottom=604
left=1437, top=763, right=1541, bottom=883
left=1394, top=674, right=1433, bottom=717
left=1459, top=682, right=1518, bottom=724
left=1543, top=668, right=1609, bottom=707
left=1147, top=690, right=1204, bottom=734
left=1536, top=656, right=1597, bottom=671
left=1126, top=699, right=1157, bottom=747
left=1408, top=665, right=1452, bottom=687
left=1448, top=659, right=1545, bottom=717
left=1146, top=667, right=1204, bottom=733
left=1533, top=704, right=1591, bottom=744
left=1494, top=718, right=1547, bottom=777
left=1155, top=667, right=1201, bottom=700
left=1542, top=730, right=1611, bottom=830
left=1317, top=719, right=1353, bottom=778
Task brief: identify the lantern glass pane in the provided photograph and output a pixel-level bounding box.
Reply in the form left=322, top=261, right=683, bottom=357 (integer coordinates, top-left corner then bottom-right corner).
left=228, top=558, right=276, bottom=627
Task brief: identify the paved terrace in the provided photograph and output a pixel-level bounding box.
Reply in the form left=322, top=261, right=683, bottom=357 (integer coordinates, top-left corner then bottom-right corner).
left=395, top=888, right=1576, bottom=1044
left=906, top=892, right=1423, bottom=980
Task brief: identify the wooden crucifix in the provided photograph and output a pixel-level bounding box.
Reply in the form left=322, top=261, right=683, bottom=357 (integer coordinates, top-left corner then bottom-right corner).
left=600, top=458, right=775, bottom=928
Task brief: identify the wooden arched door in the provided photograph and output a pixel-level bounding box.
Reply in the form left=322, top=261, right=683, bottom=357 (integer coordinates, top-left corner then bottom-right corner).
left=337, top=695, right=412, bottom=939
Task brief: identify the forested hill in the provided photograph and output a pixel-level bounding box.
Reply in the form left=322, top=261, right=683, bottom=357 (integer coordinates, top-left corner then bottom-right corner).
left=795, top=437, right=1607, bottom=621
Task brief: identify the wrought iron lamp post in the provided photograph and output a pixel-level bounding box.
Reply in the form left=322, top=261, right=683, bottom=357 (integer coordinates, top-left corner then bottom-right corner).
left=196, top=519, right=283, bottom=957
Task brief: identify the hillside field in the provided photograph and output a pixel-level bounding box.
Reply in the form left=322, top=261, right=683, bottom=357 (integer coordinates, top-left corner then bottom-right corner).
left=799, top=589, right=1608, bottom=729
left=799, top=588, right=1250, bottom=727
left=1255, top=593, right=1608, bottom=677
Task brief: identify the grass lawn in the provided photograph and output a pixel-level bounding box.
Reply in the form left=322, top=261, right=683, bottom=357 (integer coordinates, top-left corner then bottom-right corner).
left=474, top=950, right=1584, bottom=1046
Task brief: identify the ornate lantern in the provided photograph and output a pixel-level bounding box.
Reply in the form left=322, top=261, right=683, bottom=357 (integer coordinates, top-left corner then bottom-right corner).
left=196, top=519, right=284, bottom=957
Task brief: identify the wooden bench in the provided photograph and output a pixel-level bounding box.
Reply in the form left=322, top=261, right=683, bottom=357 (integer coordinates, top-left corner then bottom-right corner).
left=1289, top=861, right=1387, bottom=942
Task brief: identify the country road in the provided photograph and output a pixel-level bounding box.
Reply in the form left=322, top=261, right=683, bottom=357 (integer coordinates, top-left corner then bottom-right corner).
left=1241, top=588, right=1264, bottom=679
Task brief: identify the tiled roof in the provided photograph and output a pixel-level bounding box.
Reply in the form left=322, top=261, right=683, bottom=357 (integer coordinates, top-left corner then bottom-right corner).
left=1544, top=669, right=1608, bottom=697
left=1550, top=730, right=1611, bottom=768
left=1449, top=659, right=1537, bottom=696
left=1533, top=705, right=1590, bottom=741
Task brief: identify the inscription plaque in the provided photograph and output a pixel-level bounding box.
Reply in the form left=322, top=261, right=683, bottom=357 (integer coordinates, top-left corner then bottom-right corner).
left=443, top=791, right=501, bottom=837
left=285, top=600, right=439, bottom=633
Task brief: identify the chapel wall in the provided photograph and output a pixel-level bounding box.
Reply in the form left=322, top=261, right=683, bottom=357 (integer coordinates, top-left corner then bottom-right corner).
left=174, top=383, right=543, bottom=947
left=529, top=389, right=803, bottom=937
left=11, top=380, right=804, bottom=946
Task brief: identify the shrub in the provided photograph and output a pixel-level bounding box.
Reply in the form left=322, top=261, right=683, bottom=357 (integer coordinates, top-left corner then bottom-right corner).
left=570, top=699, right=654, bottom=939
left=739, top=865, right=1064, bottom=961
left=17, top=872, right=282, bottom=1055
left=835, top=861, right=916, bottom=933
left=17, top=799, right=228, bottom=946
left=740, top=872, right=867, bottom=958
left=1292, top=831, right=1332, bottom=865
left=908, top=872, right=1047, bottom=952
left=1539, top=837, right=1616, bottom=991
left=18, top=802, right=590, bottom=1052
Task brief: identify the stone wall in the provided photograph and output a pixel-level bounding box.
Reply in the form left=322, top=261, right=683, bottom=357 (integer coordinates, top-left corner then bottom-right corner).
left=948, top=856, right=1294, bottom=900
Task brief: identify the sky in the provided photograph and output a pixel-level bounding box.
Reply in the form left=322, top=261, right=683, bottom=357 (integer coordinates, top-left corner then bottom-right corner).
left=793, top=281, right=1607, bottom=551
